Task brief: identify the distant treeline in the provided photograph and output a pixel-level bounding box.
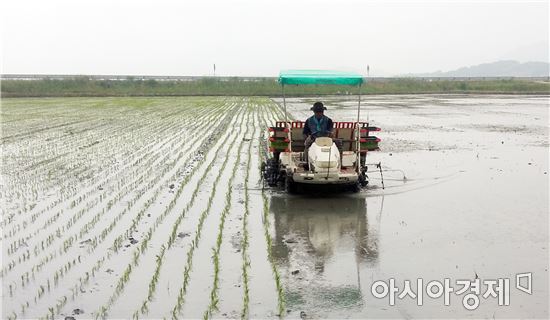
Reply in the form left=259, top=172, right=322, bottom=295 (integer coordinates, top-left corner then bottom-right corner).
left=1, top=77, right=549, bottom=97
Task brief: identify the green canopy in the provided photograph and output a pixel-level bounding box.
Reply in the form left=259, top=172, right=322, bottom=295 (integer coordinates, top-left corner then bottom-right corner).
left=279, top=70, right=364, bottom=86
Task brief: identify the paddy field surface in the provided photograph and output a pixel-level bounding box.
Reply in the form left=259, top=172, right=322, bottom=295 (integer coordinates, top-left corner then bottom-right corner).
left=1, top=95, right=548, bottom=319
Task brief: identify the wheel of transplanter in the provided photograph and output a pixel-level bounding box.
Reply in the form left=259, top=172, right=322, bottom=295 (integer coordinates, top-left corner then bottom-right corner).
left=265, top=158, right=280, bottom=187
left=285, top=177, right=298, bottom=194
left=277, top=174, right=286, bottom=189
left=260, top=161, right=266, bottom=173
left=358, top=171, right=369, bottom=187
left=261, top=161, right=268, bottom=182
left=351, top=181, right=361, bottom=193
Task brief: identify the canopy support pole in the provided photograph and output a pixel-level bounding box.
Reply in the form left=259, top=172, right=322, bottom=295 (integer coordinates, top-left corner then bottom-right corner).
left=282, top=84, right=292, bottom=155
left=356, top=83, right=362, bottom=173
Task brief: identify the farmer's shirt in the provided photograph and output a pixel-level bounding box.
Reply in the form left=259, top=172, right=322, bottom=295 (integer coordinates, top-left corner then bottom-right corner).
left=303, top=115, right=333, bottom=138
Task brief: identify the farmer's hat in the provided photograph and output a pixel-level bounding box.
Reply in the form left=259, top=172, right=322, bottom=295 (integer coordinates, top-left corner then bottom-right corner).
left=310, top=102, right=327, bottom=112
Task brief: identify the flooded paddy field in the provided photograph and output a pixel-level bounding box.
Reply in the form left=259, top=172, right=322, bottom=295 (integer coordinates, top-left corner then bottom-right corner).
left=281, top=94, right=549, bottom=319
left=1, top=95, right=548, bottom=319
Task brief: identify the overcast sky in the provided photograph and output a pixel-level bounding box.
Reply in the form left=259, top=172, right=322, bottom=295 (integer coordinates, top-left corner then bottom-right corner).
left=1, top=0, right=548, bottom=76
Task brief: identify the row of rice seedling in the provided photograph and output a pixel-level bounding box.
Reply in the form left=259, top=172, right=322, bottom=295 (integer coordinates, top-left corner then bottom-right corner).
left=1, top=103, right=154, bottom=223
left=2, top=98, right=239, bottom=320
left=2, top=98, right=213, bottom=230
left=130, top=107, right=249, bottom=319
left=28, top=100, right=231, bottom=318
left=24, top=103, right=238, bottom=316
left=1, top=101, right=229, bottom=290
left=91, top=102, right=248, bottom=319
left=1, top=100, right=186, bottom=241
left=11, top=108, right=200, bottom=239
left=18, top=100, right=226, bottom=248
left=239, top=103, right=258, bottom=319
left=3, top=99, right=218, bottom=239
left=3, top=109, right=148, bottom=265
left=202, top=108, right=252, bottom=320
left=2, top=97, right=292, bottom=320
left=257, top=100, right=287, bottom=316
left=167, top=110, right=249, bottom=319
left=104, top=103, right=237, bottom=255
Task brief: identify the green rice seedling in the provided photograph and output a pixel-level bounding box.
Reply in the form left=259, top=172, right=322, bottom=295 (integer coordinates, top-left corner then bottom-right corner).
left=5, top=98, right=244, bottom=319
left=172, top=106, right=248, bottom=319
left=257, top=105, right=286, bottom=316
left=55, top=296, right=67, bottom=314
left=141, top=301, right=149, bottom=315
left=240, top=109, right=257, bottom=319
left=145, top=244, right=166, bottom=304
left=204, top=108, right=251, bottom=319
left=95, top=104, right=241, bottom=319
left=37, top=285, right=45, bottom=298
left=7, top=311, right=17, bottom=320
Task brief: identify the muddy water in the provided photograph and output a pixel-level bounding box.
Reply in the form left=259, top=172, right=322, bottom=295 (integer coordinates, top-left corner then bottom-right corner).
left=270, top=195, right=379, bottom=317
left=271, top=95, right=548, bottom=318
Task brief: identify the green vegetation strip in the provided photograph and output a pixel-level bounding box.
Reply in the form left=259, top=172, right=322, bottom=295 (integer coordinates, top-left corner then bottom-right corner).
left=2, top=78, right=549, bottom=97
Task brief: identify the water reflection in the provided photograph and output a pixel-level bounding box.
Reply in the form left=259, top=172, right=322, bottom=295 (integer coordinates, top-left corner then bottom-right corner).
left=270, top=195, right=379, bottom=315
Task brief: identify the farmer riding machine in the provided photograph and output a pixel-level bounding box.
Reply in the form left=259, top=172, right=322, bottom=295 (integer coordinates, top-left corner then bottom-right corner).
left=262, top=70, right=381, bottom=193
